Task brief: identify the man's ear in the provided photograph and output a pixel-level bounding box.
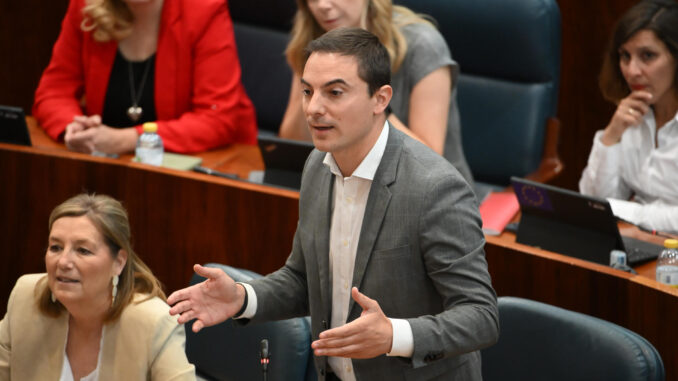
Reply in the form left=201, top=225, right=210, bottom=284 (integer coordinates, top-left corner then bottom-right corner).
left=373, top=84, right=393, bottom=115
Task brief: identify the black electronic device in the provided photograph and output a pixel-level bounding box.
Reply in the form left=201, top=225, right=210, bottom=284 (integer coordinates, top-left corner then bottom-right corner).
left=0, top=105, right=31, bottom=146
left=258, top=135, right=314, bottom=190
left=511, top=177, right=662, bottom=266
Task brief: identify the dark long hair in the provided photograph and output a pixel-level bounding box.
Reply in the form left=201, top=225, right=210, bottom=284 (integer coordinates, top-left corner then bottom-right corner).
left=599, top=0, right=678, bottom=102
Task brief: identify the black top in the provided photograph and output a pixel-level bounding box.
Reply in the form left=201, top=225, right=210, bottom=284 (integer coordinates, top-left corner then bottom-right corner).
left=102, top=50, right=157, bottom=128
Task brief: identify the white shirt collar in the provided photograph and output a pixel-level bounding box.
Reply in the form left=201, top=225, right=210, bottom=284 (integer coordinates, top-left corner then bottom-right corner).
left=322, top=121, right=389, bottom=180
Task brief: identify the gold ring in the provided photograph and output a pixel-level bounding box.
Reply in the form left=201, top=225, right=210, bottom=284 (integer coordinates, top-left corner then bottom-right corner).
left=628, top=107, right=635, bottom=115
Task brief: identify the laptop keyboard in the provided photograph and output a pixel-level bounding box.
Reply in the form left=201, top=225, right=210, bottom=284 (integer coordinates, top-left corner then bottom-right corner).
left=621, top=236, right=663, bottom=265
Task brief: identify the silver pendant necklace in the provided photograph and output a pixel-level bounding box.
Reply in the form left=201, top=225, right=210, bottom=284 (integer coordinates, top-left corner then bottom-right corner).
left=127, top=57, right=153, bottom=122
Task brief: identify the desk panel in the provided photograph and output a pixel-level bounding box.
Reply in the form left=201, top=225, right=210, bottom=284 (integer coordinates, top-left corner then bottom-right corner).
left=0, top=141, right=300, bottom=318
left=486, top=233, right=678, bottom=379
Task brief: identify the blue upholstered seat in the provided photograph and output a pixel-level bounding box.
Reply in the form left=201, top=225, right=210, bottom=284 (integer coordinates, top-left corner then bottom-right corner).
left=184, top=263, right=317, bottom=381
left=482, top=297, right=665, bottom=381
left=396, top=0, right=563, bottom=188
left=233, top=24, right=292, bottom=135
left=231, top=0, right=564, bottom=190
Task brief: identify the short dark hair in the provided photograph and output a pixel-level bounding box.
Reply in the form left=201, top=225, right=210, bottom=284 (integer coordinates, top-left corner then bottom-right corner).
left=599, top=0, right=678, bottom=102
left=304, top=27, right=391, bottom=96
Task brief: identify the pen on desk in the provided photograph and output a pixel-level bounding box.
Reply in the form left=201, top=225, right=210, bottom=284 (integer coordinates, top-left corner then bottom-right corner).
left=193, top=166, right=239, bottom=180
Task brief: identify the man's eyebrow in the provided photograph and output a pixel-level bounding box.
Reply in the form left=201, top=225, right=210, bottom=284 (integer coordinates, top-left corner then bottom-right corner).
left=299, top=78, right=349, bottom=88
left=323, top=79, right=348, bottom=87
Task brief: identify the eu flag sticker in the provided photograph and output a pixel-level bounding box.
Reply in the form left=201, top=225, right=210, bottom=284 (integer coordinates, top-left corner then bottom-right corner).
left=514, top=183, right=553, bottom=211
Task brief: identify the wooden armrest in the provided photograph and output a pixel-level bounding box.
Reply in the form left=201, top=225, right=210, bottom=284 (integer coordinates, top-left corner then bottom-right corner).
left=524, top=117, right=564, bottom=184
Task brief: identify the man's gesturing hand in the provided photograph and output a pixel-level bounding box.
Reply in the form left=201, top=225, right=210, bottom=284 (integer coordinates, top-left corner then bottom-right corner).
left=311, top=287, right=393, bottom=359
left=167, top=264, right=247, bottom=332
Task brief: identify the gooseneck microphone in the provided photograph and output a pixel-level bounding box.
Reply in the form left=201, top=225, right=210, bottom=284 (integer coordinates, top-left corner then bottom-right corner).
left=260, top=339, right=270, bottom=381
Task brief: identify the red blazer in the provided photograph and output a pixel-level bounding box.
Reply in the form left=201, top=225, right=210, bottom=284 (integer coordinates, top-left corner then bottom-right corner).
left=32, top=0, right=257, bottom=153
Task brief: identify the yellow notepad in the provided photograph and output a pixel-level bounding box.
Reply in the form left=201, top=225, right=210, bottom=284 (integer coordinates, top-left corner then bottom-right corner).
left=133, top=152, right=202, bottom=171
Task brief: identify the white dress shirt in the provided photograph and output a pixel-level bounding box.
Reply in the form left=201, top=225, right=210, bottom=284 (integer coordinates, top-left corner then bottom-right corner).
left=239, top=122, right=414, bottom=381
left=579, top=109, right=678, bottom=233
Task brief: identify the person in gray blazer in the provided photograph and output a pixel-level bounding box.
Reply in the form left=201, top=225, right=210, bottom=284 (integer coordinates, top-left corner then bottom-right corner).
left=169, top=27, right=498, bottom=381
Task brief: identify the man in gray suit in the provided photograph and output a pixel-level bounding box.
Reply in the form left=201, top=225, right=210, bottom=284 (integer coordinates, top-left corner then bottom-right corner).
left=169, top=27, right=498, bottom=380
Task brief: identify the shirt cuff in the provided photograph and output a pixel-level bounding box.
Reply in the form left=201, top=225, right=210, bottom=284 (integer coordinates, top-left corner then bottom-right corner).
left=234, top=282, right=257, bottom=319
left=386, top=318, right=414, bottom=358
left=608, top=198, right=643, bottom=226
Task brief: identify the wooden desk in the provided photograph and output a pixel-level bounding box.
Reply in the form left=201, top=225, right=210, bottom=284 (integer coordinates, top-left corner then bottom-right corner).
left=1, top=119, right=301, bottom=315
left=3, top=121, right=677, bottom=378
left=485, top=230, right=678, bottom=378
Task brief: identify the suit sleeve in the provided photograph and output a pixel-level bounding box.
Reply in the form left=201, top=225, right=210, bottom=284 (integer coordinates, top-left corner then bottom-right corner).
left=246, top=225, right=311, bottom=322
left=32, top=0, right=86, bottom=141
left=245, top=153, right=323, bottom=321
left=408, top=173, right=499, bottom=368
left=149, top=313, right=196, bottom=381
left=150, top=1, right=257, bottom=153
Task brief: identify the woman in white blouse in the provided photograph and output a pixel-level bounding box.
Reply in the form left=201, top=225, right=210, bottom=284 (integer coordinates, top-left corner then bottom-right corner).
left=0, top=194, right=195, bottom=380
left=580, top=0, right=678, bottom=233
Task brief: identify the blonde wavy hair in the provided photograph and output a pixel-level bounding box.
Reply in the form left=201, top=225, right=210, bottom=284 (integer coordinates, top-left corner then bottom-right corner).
left=38, top=194, right=166, bottom=322
left=80, top=0, right=134, bottom=42
left=286, top=0, right=433, bottom=75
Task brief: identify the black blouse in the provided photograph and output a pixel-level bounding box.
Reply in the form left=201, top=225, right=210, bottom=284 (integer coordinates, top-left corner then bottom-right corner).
left=102, top=50, right=157, bottom=128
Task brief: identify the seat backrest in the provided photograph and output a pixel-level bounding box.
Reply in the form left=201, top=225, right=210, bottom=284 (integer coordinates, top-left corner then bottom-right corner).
left=232, top=24, right=292, bottom=135
left=396, top=0, right=561, bottom=186
left=229, top=1, right=296, bottom=135
left=482, top=297, right=665, bottom=381
left=185, top=263, right=316, bottom=381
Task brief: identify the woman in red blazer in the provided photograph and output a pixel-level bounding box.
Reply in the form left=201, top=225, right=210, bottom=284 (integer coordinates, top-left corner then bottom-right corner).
left=33, top=0, right=257, bottom=154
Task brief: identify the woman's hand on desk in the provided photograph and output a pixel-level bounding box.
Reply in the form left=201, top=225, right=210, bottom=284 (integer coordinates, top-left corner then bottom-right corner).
left=64, top=115, right=138, bottom=154
left=64, top=117, right=94, bottom=153
left=602, top=91, right=652, bottom=145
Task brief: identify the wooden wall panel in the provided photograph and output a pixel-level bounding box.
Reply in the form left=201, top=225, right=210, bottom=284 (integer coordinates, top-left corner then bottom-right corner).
left=552, top=0, right=638, bottom=189
left=0, top=0, right=67, bottom=111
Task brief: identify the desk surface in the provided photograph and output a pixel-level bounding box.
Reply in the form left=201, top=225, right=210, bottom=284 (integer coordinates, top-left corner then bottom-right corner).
left=2, top=122, right=677, bottom=378
left=1, top=119, right=301, bottom=310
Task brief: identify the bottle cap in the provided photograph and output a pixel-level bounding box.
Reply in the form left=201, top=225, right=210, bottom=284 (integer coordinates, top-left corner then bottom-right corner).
left=664, top=239, right=678, bottom=249
left=142, top=122, right=158, bottom=133
left=610, top=250, right=627, bottom=266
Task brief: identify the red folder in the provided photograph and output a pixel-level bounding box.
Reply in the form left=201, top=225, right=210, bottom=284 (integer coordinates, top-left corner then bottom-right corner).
left=479, top=192, right=519, bottom=235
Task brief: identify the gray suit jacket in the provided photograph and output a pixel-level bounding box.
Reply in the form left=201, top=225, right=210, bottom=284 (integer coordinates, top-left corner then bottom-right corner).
left=249, top=126, right=498, bottom=380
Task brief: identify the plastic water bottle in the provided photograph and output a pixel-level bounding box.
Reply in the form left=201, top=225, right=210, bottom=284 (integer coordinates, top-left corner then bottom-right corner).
left=135, top=122, right=164, bottom=166
left=656, top=239, right=678, bottom=287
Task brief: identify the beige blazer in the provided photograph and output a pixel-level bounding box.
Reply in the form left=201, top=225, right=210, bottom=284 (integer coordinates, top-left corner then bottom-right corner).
left=0, top=274, right=195, bottom=380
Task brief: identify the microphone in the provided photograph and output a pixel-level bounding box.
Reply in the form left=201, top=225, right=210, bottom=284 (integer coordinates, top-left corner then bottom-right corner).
left=260, top=339, right=270, bottom=380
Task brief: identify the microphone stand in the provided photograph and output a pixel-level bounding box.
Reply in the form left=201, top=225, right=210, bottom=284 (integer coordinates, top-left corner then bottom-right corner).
left=260, top=339, right=270, bottom=381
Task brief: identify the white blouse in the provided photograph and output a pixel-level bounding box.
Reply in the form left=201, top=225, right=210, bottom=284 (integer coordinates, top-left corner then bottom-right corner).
left=59, top=326, right=104, bottom=381
left=579, top=109, right=678, bottom=233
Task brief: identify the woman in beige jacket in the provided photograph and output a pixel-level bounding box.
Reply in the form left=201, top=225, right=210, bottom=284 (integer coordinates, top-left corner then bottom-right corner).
left=0, top=194, right=195, bottom=380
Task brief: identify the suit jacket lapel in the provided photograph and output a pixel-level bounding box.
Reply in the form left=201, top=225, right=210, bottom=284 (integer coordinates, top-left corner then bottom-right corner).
left=348, top=126, right=401, bottom=318
left=314, top=166, right=334, bottom=322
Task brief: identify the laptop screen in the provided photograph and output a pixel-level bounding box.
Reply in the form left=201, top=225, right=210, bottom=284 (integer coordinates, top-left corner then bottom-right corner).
left=0, top=105, right=31, bottom=146
left=510, top=177, right=626, bottom=265
left=257, top=135, right=314, bottom=190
